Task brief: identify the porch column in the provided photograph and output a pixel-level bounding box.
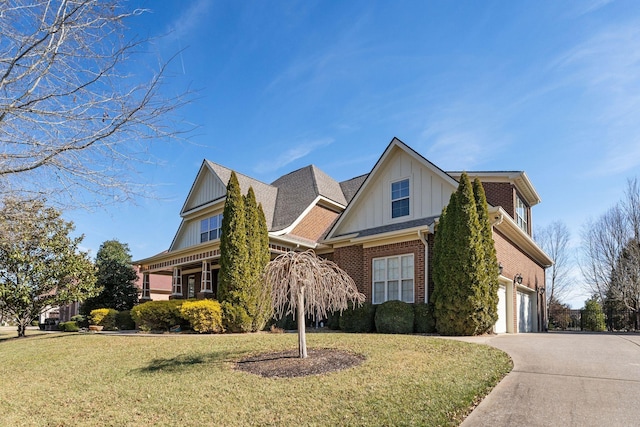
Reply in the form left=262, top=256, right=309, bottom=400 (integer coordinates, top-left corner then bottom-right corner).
left=141, top=273, right=151, bottom=300
left=201, top=260, right=213, bottom=294
left=172, top=267, right=182, bottom=296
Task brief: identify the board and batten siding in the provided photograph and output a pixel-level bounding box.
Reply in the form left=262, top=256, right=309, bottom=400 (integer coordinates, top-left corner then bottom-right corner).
left=334, top=148, right=455, bottom=236
left=183, top=170, right=227, bottom=212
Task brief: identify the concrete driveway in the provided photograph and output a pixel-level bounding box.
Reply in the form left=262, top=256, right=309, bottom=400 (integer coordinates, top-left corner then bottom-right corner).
left=460, top=332, right=640, bottom=427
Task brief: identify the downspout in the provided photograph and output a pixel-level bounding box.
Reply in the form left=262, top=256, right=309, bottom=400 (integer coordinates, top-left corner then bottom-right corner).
left=417, top=230, right=429, bottom=304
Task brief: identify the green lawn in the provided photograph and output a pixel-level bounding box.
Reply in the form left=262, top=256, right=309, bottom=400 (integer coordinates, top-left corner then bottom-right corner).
left=0, top=331, right=511, bottom=426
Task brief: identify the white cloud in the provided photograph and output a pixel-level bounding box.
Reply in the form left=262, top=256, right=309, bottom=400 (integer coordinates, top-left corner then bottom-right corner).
left=254, top=137, right=334, bottom=174
left=165, top=0, right=212, bottom=39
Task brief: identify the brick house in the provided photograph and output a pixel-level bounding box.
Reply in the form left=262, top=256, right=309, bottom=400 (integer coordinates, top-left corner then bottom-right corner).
left=135, top=137, right=552, bottom=333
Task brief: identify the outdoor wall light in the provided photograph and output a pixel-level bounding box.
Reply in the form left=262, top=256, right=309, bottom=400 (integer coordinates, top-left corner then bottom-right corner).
left=514, top=273, right=523, bottom=284
left=498, top=262, right=503, bottom=275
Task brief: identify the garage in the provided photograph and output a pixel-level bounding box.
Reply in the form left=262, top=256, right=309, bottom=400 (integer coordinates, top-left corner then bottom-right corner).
left=517, top=290, right=534, bottom=332
left=495, top=285, right=507, bottom=334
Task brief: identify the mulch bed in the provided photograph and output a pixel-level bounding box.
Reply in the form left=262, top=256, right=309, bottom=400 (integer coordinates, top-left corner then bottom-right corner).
left=234, top=348, right=365, bottom=378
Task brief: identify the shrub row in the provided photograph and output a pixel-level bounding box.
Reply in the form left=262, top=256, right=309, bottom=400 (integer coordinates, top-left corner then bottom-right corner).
left=130, top=299, right=223, bottom=333
left=269, top=301, right=436, bottom=335
left=332, top=301, right=436, bottom=335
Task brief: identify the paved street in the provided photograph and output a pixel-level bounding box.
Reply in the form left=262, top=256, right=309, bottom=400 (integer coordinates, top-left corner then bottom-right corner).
left=461, top=332, right=640, bottom=427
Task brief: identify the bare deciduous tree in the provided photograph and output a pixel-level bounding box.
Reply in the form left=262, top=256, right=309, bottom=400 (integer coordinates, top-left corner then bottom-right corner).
left=536, top=221, right=572, bottom=308
left=0, top=0, right=188, bottom=207
left=264, top=250, right=364, bottom=358
left=581, top=178, right=640, bottom=327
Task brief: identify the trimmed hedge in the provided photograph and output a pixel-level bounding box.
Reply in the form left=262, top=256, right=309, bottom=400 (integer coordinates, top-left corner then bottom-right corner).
left=375, top=300, right=414, bottom=334
left=131, top=300, right=187, bottom=332
left=116, top=310, right=136, bottom=331
left=58, top=321, right=79, bottom=332
left=326, top=311, right=341, bottom=330
left=339, top=302, right=376, bottom=333
left=180, top=300, right=223, bottom=333
left=89, top=308, right=118, bottom=331
left=414, top=303, right=436, bottom=333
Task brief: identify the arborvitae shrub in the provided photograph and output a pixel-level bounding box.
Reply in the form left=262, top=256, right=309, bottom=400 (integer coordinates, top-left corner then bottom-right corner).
left=89, top=308, right=118, bottom=330
left=58, top=321, right=79, bottom=332
left=180, top=300, right=223, bottom=333
left=375, top=300, right=414, bottom=334
left=414, top=303, right=436, bottom=333
left=221, top=301, right=253, bottom=333
left=116, top=310, right=135, bottom=330
left=339, top=302, right=376, bottom=333
left=130, top=300, right=186, bottom=332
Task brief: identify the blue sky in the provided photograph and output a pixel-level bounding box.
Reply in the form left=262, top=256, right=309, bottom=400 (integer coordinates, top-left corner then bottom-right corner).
left=68, top=0, right=640, bottom=308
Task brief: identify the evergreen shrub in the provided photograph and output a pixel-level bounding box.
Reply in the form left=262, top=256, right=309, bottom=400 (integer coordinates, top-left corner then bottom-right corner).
left=130, top=300, right=186, bottom=332
left=339, top=302, right=376, bottom=333
left=71, top=314, right=89, bottom=328
left=180, top=300, right=223, bottom=333
left=270, top=312, right=297, bottom=331
left=414, top=303, right=436, bottom=333
left=89, top=308, right=118, bottom=330
left=326, top=311, right=341, bottom=330
left=116, top=310, right=135, bottom=330
left=58, top=321, right=79, bottom=332
left=375, top=300, right=414, bottom=334
left=221, top=301, right=253, bottom=333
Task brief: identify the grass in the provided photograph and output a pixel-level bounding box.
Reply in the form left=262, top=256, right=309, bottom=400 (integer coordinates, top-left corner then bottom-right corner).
left=0, top=330, right=511, bottom=426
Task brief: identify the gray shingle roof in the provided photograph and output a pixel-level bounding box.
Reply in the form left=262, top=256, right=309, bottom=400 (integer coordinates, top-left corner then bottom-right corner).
left=207, top=161, right=279, bottom=230
left=335, top=215, right=438, bottom=239
left=269, top=165, right=347, bottom=232
left=340, top=174, right=368, bottom=203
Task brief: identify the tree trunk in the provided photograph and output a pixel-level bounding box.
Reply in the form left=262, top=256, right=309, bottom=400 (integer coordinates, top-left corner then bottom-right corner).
left=297, top=286, right=307, bottom=359
left=17, top=322, right=26, bottom=338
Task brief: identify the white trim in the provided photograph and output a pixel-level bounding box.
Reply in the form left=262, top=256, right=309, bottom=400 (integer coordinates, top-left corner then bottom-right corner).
left=326, top=137, right=459, bottom=240
left=417, top=230, right=429, bottom=304
left=270, top=195, right=345, bottom=237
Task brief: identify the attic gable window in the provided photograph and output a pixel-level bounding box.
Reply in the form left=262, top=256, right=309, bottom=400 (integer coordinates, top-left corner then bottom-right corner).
left=391, top=179, right=410, bottom=218
left=200, top=213, right=223, bottom=243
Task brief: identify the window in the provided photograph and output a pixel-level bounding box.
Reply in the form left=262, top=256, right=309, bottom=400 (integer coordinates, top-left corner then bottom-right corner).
left=172, top=267, right=182, bottom=296
left=200, top=213, right=223, bottom=243
left=372, top=254, right=414, bottom=304
left=515, top=196, right=527, bottom=232
left=391, top=179, right=410, bottom=218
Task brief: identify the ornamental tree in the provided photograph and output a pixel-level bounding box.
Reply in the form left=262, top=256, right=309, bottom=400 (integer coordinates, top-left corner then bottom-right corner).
left=81, top=240, right=139, bottom=315
left=0, top=198, right=97, bottom=337
left=264, top=250, right=364, bottom=358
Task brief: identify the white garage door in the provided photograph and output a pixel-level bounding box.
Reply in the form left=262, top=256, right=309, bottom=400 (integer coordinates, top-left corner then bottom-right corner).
left=495, top=285, right=507, bottom=334
left=517, top=291, right=533, bottom=333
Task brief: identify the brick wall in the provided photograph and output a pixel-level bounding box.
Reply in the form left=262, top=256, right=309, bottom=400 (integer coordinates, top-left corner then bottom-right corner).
left=334, top=245, right=365, bottom=295
left=290, top=205, right=339, bottom=242
left=335, top=240, right=427, bottom=303
left=482, top=182, right=515, bottom=218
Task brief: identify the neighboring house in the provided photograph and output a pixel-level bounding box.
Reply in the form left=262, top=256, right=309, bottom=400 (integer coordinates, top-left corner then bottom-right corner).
left=135, top=137, right=552, bottom=333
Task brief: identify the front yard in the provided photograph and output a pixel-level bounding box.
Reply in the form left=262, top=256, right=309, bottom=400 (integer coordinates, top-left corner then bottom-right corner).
left=0, top=330, right=511, bottom=426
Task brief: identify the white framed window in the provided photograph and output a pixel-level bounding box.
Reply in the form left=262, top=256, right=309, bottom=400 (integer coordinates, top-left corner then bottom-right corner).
left=391, top=179, right=410, bottom=219
left=200, top=213, right=223, bottom=243
left=515, top=196, right=527, bottom=232
left=372, top=254, right=414, bottom=304
left=187, top=276, right=195, bottom=299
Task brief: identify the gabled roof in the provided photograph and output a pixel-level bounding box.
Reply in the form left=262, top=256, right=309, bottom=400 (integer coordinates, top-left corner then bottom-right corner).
left=334, top=216, right=438, bottom=239
left=206, top=161, right=279, bottom=228
left=270, top=164, right=346, bottom=231
left=340, top=174, right=368, bottom=203
left=325, top=137, right=460, bottom=240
